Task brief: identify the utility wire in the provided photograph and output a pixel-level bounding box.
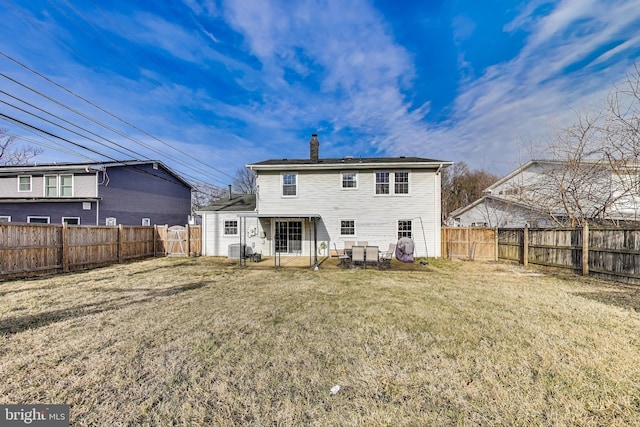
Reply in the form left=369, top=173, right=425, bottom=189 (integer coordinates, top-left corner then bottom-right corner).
left=0, top=73, right=232, bottom=185
left=0, top=51, right=236, bottom=182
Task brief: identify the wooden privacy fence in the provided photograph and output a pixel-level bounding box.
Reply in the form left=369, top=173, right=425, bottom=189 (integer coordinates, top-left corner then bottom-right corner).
left=443, top=225, right=640, bottom=283
left=441, top=227, right=498, bottom=261
left=0, top=223, right=201, bottom=280
left=498, top=225, right=640, bottom=284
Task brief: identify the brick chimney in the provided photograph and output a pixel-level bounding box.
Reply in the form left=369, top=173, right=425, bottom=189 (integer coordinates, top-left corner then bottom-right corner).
left=309, top=133, right=319, bottom=163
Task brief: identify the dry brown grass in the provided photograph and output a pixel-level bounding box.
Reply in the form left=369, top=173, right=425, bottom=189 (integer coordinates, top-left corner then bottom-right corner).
left=1, top=257, right=640, bottom=426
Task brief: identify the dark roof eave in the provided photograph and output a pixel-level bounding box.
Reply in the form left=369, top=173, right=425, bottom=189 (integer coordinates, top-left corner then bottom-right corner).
left=248, top=157, right=453, bottom=170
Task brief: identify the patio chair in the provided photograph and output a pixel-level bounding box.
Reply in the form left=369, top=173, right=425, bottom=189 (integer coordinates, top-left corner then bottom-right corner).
left=379, top=243, right=395, bottom=269
left=351, top=246, right=365, bottom=268
left=365, top=246, right=379, bottom=269
left=344, top=240, right=355, bottom=257
left=334, top=243, right=351, bottom=268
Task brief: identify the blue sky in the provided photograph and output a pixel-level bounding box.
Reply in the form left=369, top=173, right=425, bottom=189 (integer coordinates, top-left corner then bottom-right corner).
left=0, top=0, right=639, bottom=187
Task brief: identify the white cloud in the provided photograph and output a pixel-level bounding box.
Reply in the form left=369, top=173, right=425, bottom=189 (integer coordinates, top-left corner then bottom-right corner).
left=405, top=0, right=640, bottom=174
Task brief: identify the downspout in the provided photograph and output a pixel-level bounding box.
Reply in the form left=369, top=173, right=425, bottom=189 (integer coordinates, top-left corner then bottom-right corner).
left=313, top=217, right=318, bottom=270
left=95, top=170, right=100, bottom=225
left=434, top=163, right=444, bottom=258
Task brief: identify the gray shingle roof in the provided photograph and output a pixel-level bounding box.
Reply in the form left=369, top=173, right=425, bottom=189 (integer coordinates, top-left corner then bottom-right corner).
left=249, top=156, right=448, bottom=166
left=199, top=194, right=256, bottom=212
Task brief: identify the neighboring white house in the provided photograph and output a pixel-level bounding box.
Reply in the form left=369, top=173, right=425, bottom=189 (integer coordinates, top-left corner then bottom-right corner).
left=199, top=134, right=452, bottom=262
left=447, top=159, right=640, bottom=227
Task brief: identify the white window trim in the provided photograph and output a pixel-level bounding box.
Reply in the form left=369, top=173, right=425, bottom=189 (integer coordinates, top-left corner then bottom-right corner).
left=44, top=174, right=58, bottom=197
left=224, top=219, right=239, bottom=236
left=142, top=218, right=151, bottom=226
left=60, top=174, right=74, bottom=197
left=340, top=171, right=358, bottom=190
left=106, top=217, right=117, bottom=226
left=62, top=217, right=80, bottom=225
left=339, top=219, right=357, bottom=237
left=374, top=170, right=410, bottom=196
left=397, top=219, right=413, bottom=239
left=0, top=216, right=11, bottom=222
left=27, top=216, right=50, bottom=224
left=281, top=172, right=298, bottom=198
left=43, top=174, right=74, bottom=197
left=17, top=175, right=32, bottom=192
left=394, top=171, right=410, bottom=195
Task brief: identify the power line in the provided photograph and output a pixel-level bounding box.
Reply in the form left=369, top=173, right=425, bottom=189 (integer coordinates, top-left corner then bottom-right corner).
left=0, top=112, right=221, bottom=190
left=0, top=73, right=233, bottom=185
left=0, top=52, right=236, bottom=183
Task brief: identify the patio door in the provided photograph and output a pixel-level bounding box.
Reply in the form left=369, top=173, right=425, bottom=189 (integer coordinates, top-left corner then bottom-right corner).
left=275, top=220, right=302, bottom=254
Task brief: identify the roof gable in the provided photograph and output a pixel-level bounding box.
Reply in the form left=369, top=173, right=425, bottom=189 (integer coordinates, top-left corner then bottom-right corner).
left=0, top=160, right=193, bottom=189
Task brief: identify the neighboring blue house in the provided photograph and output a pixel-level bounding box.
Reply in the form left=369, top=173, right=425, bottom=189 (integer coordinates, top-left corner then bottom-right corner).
left=0, top=160, right=193, bottom=226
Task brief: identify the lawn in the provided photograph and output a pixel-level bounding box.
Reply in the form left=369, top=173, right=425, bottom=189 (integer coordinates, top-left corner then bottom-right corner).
left=1, top=257, right=640, bottom=426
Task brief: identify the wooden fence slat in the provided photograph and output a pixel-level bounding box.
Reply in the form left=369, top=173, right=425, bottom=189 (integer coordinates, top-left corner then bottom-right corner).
left=0, top=223, right=201, bottom=280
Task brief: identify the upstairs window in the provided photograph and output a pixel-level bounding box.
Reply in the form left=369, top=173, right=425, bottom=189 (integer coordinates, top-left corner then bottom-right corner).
left=60, top=175, right=73, bottom=197
left=44, top=174, right=74, bottom=197
left=375, top=172, right=390, bottom=194
left=395, top=172, right=409, bottom=194
left=18, top=175, right=32, bottom=192
left=282, top=173, right=297, bottom=197
left=341, top=172, right=357, bottom=189
left=44, top=175, right=58, bottom=197
left=376, top=171, right=410, bottom=195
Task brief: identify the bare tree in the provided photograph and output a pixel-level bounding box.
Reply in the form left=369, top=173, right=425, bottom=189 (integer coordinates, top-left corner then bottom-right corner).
left=191, top=182, right=225, bottom=212
left=524, top=64, right=640, bottom=226
left=441, top=161, right=499, bottom=221
left=232, top=167, right=256, bottom=195
left=0, top=128, right=41, bottom=165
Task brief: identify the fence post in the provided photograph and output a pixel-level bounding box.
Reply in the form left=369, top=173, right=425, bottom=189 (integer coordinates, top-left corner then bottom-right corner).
left=153, top=224, right=158, bottom=257
left=62, top=222, right=69, bottom=272
left=118, top=224, right=124, bottom=263
left=494, top=227, right=499, bottom=261
left=523, top=224, right=529, bottom=266
left=186, top=223, right=191, bottom=257
left=582, top=222, right=589, bottom=276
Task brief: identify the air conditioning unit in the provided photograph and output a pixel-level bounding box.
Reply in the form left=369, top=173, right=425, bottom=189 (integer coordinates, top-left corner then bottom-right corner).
left=228, top=243, right=253, bottom=259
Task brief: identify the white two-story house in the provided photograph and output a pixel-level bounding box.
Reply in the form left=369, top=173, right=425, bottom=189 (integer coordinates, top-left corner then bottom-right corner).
left=447, top=159, right=640, bottom=227
left=199, top=134, right=452, bottom=264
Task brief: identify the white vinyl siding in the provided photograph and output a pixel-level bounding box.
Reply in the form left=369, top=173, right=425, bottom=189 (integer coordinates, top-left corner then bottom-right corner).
left=0, top=172, right=96, bottom=198
left=254, top=168, right=442, bottom=257
left=200, top=212, right=262, bottom=256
